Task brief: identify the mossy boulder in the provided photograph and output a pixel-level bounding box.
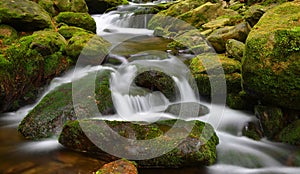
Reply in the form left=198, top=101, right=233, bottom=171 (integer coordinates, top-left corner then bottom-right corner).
left=18, top=71, right=114, bottom=140
left=59, top=119, right=219, bottom=167
left=0, top=0, right=52, bottom=31
left=134, top=70, right=177, bottom=102
left=225, top=39, right=245, bottom=61
left=190, top=53, right=242, bottom=97
left=85, top=0, right=129, bottom=14
left=58, top=26, right=92, bottom=39
left=55, top=12, right=96, bottom=33
left=242, top=121, right=264, bottom=141
left=54, top=0, right=88, bottom=13
left=65, top=32, right=110, bottom=63
left=96, top=159, right=138, bottom=174
left=242, top=2, right=300, bottom=110
left=37, top=0, right=57, bottom=16
left=207, top=22, right=251, bottom=53
left=279, top=120, right=300, bottom=145
left=0, top=30, right=69, bottom=112
left=178, top=2, right=238, bottom=29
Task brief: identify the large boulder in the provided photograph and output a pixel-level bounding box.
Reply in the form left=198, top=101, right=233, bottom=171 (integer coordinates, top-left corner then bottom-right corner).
left=18, top=71, right=114, bottom=140
left=0, top=30, right=70, bottom=112
left=242, top=1, right=300, bottom=110
left=85, top=0, right=129, bottom=14
left=59, top=119, right=219, bottom=167
left=0, top=0, right=52, bottom=31
left=55, top=12, right=96, bottom=33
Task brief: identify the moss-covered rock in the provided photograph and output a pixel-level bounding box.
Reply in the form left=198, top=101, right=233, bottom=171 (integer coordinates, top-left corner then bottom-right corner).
left=58, top=26, right=92, bottom=39
left=0, top=0, right=52, bottom=31
left=65, top=32, right=110, bottom=63
left=0, top=25, right=18, bottom=46
left=207, top=22, right=251, bottom=53
left=96, top=159, right=138, bottom=174
left=37, top=0, right=57, bottom=16
left=18, top=71, right=114, bottom=140
left=254, top=105, right=285, bottom=140
left=225, top=39, right=245, bottom=61
left=242, top=1, right=300, bottom=110
left=279, top=120, right=300, bottom=145
left=59, top=119, right=219, bottom=167
left=85, top=0, right=129, bottom=14
left=178, top=2, right=238, bottom=29
left=56, top=0, right=88, bottom=13
left=190, top=53, right=242, bottom=96
left=0, top=30, right=69, bottom=112
left=55, top=12, right=96, bottom=33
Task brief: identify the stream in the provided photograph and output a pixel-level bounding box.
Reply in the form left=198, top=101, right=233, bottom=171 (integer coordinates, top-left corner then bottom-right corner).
left=0, top=2, right=300, bottom=174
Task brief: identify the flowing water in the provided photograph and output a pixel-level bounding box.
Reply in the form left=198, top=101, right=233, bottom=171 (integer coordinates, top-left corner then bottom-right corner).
left=0, top=2, right=300, bottom=174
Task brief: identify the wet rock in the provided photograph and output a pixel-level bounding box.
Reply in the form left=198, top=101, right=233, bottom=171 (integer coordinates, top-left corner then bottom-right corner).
left=0, top=0, right=52, bottom=31
left=18, top=72, right=114, bottom=140
left=165, top=102, right=210, bottom=117
left=65, top=32, right=110, bottom=63
left=242, top=121, right=264, bottom=140
left=59, top=119, right=219, bottom=167
left=207, top=22, right=251, bottom=53
left=134, top=70, right=178, bottom=102
left=242, top=1, right=300, bottom=110
left=55, top=12, right=96, bottom=33
left=96, top=159, right=138, bottom=174
left=225, top=39, right=245, bottom=61
left=85, top=0, right=129, bottom=14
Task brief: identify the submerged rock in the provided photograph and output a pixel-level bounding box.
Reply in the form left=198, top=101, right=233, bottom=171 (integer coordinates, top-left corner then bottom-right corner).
left=242, top=1, right=300, bottom=110
left=96, top=159, right=138, bottom=174
left=59, top=119, right=219, bottom=167
left=0, top=0, right=52, bottom=31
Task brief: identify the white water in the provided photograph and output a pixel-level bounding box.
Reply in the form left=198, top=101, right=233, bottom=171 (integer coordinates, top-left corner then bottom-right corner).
left=0, top=3, right=299, bottom=174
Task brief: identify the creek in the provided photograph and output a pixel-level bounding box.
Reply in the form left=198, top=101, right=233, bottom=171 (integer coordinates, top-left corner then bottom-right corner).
left=0, top=2, right=299, bottom=174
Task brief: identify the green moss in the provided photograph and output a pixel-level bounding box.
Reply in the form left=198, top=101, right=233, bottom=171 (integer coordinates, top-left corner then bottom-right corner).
left=38, top=0, right=56, bottom=17
left=279, top=120, right=300, bottom=145
left=55, top=12, right=96, bottom=33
